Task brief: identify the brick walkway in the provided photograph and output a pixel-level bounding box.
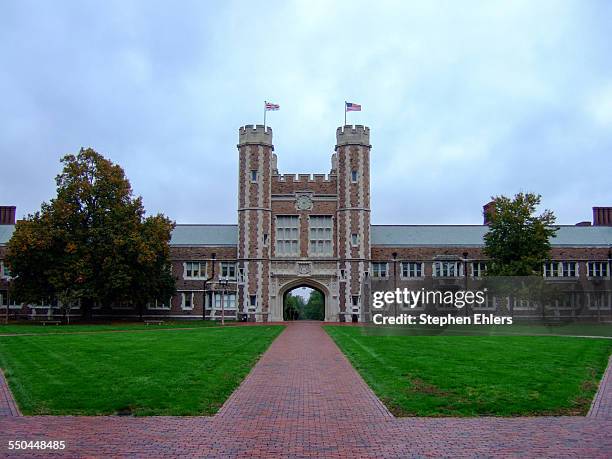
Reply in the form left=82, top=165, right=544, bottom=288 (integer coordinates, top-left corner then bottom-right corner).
left=1, top=322, right=611, bottom=458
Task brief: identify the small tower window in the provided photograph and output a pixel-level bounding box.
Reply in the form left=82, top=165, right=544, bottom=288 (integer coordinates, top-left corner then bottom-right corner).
left=263, top=233, right=268, bottom=245
left=251, top=170, right=258, bottom=182
left=351, top=170, right=358, bottom=182
left=351, top=233, right=359, bottom=246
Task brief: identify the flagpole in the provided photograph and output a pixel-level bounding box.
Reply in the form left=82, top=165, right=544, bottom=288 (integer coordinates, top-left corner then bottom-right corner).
left=344, top=101, right=347, bottom=127
left=263, top=101, right=267, bottom=129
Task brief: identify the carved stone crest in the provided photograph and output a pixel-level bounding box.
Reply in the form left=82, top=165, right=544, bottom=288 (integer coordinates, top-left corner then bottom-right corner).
left=296, top=262, right=311, bottom=275
left=295, top=194, right=313, bottom=211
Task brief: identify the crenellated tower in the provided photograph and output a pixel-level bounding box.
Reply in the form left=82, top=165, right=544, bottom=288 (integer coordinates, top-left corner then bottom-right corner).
left=335, top=125, right=371, bottom=321
left=237, top=125, right=273, bottom=321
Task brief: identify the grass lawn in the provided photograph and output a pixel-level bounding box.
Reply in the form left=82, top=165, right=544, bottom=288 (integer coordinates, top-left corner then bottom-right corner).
left=364, top=323, right=612, bottom=338
left=0, top=325, right=283, bottom=416
left=0, top=320, right=227, bottom=335
left=326, top=326, right=612, bottom=417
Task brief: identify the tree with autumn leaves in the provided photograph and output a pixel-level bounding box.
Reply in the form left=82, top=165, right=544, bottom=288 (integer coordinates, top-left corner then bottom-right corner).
left=6, top=148, right=176, bottom=320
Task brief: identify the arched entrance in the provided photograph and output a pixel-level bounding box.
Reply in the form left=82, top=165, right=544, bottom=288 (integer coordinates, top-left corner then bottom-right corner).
left=283, top=285, right=325, bottom=320
left=276, top=278, right=333, bottom=322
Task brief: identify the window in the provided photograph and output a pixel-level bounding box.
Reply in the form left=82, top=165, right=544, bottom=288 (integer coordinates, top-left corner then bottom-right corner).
left=238, top=268, right=246, bottom=283
left=351, top=170, right=358, bottom=182
left=0, top=290, right=20, bottom=308
left=433, top=261, right=461, bottom=277
left=181, top=292, right=194, bottom=310
left=148, top=299, right=171, bottom=310
left=339, top=269, right=346, bottom=280
left=372, top=262, right=388, bottom=278
left=250, top=170, right=258, bottom=182
left=543, top=261, right=578, bottom=278
left=562, top=262, right=577, bottom=277
left=0, top=261, right=11, bottom=278
left=587, top=292, right=611, bottom=310
left=220, top=262, right=236, bottom=280
left=276, top=216, right=299, bottom=255
left=184, top=261, right=206, bottom=279
left=214, top=293, right=236, bottom=309
left=309, top=216, right=333, bottom=256
left=351, top=295, right=360, bottom=312
left=263, top=233, right=268, bottom=245
left=250, top=295, right=257, bottom=307
left=588, top=262, right=609, bottom=278
left=472, top=262, right=487, bottom=278
left=401, top=262, right=423, bottom=278
left=351, top=233, right=359, bottom=246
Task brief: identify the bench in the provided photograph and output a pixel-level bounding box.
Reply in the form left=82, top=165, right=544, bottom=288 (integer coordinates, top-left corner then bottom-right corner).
left=144, top=320, right=165, bottom=325
left=28, top=318, right=62, bottom=326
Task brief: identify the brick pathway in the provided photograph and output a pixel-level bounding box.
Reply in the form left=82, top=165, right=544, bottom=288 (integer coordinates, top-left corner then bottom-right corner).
left=0, top=369, right=20, bottom=416
left=588, top=355, right=612, bottom=418
left=0, top=322, right=611, bottom=458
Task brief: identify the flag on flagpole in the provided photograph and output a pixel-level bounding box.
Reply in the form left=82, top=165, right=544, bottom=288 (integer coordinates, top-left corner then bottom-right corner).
left=265, top=102, right=280, bottom=111
left=345, top=102, right=361, bottom=112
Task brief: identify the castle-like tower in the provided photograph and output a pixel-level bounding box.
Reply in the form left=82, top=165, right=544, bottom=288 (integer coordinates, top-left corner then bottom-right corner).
left=237, top=125, right=273, bottom=320
left=236, top=124, right=371, bottom=322
left=335, top=126, right=371, bottom=320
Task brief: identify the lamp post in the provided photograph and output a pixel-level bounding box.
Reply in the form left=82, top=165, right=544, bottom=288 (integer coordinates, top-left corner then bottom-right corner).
left=463, top=251, right=469, bottom=317
left=219, top=278, right=228, bottom=326
left=202, top=253, right=216, bottom=321
left=392, top=252, right=398, bottom=317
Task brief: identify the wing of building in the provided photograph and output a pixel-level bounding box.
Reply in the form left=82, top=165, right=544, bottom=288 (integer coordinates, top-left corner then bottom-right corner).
left=2, top=126, right=612, bottom=321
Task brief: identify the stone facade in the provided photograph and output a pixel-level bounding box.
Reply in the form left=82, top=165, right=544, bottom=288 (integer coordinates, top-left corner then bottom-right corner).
left=1, top=126, right=612, bottom=322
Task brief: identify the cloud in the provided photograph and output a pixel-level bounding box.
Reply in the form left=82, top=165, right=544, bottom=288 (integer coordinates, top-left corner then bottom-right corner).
left=1, top=0, right=611, bottom=225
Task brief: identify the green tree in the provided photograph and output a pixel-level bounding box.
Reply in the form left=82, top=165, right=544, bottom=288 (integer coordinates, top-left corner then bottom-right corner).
left=303, top=290, right=324, bottom=320
left=483, top=192, right=558, bottom=276
left=6, top=148, right=176, bottom=320
left=283, top=294, right=303, bottom=320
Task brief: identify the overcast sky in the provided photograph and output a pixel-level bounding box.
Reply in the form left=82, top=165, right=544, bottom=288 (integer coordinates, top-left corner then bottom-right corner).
left=1, top=0, right=611, bottom=225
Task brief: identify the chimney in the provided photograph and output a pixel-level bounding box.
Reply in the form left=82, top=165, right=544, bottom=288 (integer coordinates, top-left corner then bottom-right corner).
left=483, top=201, right=495, bottom=225
left=593, top=207, right=612, bottom=226
left=0, top=206, right=16, bottom=225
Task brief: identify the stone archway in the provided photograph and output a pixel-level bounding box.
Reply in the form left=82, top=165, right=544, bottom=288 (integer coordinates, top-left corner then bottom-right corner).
left=282, top=284, right=325, bottom=321
left=276, top=278, right=335, bottom=322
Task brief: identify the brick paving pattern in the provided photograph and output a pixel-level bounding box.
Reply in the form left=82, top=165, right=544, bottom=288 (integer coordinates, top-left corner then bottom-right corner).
left=0, top=369, right=20, bottom=416
left=0, top=322, right=611, bottom=458
left=588, top=355, right=612, bottom=419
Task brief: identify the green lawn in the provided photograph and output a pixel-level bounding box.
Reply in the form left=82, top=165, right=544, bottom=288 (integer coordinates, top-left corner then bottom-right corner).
left=0, top=325, right=283, bottom=415
left=326, top=326, right=612, bottom=417
left=0, top=320, right=227, bottom=335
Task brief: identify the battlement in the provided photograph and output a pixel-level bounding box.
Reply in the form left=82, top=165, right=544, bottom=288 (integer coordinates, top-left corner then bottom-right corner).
left=335, top=125, right=370, bottom=148
left=274, top=173, right=335, bottom=183
left=238, top=125, right=273, bottom=146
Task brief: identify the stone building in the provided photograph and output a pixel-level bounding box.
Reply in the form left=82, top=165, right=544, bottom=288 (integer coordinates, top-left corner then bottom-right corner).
left=1, top=126, right=612, bottom=321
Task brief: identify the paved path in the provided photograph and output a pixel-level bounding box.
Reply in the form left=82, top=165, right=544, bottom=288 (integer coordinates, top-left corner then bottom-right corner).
left=1, top=322, right=611, bottom=458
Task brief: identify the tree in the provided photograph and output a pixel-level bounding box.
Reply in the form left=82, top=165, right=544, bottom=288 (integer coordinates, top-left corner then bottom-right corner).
left=6, top=148, right=176, bottom=320
left=303, top=290, right=324, bottom=320
left=283, top=294, right=303, bottom=320
left=483, top=192, right=558, bottom=276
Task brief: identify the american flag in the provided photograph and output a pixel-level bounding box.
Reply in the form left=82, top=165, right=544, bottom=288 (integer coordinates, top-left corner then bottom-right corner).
left=345, top=102, right=361, bottom=112
left=265, top=102, right=280, bottom=111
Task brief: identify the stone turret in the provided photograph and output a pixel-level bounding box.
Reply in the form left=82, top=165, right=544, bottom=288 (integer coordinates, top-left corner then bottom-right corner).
left=335, top=125, right=371, bottom=322
left=237, top=125, right=273, bottom=322
left=335, top=125, right=370, bottom=148
left=238, top=125, right=273, bottom=147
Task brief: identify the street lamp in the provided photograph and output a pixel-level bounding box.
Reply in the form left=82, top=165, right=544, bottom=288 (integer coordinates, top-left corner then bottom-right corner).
left=219, top=278, right=228, bottom=326
left=392, top=252, right=398, bottom=317
left=463, top=251, right=469, bottom=317
left=202, top=253, right=216, bottom=321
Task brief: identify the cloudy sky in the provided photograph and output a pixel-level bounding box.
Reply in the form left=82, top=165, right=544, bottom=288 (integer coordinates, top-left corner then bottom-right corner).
left=1, top=0, right=611, bottom=225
